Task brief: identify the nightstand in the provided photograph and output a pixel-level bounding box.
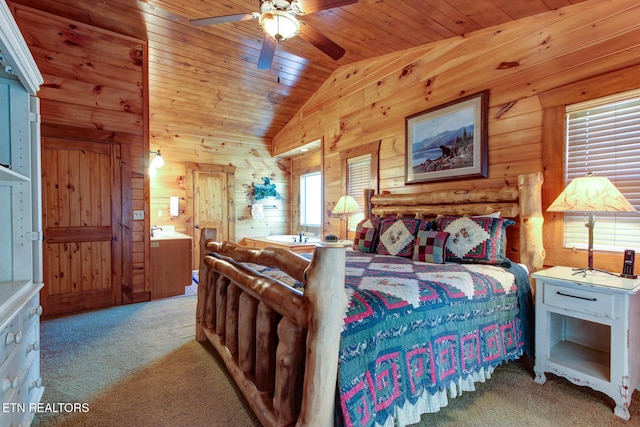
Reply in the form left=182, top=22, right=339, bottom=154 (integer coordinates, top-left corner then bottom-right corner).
left=532, top=266, right=640, bottom=420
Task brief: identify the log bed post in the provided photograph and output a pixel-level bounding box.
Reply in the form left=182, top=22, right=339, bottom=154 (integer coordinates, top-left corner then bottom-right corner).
left=518, top=172, right=545, bottom=278
left=297, top=244, right=349, bottom=427
left=196, top=228, right=218, bottom=342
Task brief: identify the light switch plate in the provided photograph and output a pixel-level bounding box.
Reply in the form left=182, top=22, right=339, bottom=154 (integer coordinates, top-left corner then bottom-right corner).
left=133, top=210, right=144, bottom=220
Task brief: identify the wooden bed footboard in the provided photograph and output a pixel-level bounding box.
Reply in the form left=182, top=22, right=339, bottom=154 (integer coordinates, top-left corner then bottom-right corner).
left=196, top=172, right=545, bottom=427
left=196, top=230, right=348, bottom=427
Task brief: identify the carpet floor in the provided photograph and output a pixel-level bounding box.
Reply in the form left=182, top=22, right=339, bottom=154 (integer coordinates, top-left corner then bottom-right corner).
left=32, top=294, right=640, bottom=426
left=32, top=296, right=260, bottom=427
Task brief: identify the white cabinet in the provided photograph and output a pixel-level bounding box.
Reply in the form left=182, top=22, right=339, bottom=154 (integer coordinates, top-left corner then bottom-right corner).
left=532, top=266, right=640, bottom=420
left=0, top=0, right=44, bottom=425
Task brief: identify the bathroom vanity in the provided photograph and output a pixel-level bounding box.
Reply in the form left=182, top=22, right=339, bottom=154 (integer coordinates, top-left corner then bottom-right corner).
left=150, top=229, right=193, bottom=299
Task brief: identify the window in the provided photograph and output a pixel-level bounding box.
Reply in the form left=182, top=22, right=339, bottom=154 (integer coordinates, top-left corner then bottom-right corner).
left=347, top=155, right=371, bottom=230
left=563, top=89, right=640, bottom=252
left=300, top=172, right=322, bottom=227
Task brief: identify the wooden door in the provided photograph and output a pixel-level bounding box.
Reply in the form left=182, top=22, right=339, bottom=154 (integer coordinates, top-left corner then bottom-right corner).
left=41, top=138, right=122, bottom=316
left=186, top=164, right=235, bottom=270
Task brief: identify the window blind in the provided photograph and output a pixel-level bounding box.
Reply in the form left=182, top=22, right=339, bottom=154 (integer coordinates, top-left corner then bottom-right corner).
left=564, top=90, right=640, bottom=252
left=347, top=154, right=371, bottom=230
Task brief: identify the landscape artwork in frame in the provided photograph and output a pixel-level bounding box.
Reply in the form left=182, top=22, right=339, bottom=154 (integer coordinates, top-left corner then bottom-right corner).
left=405, top=90, right=488, bottom=184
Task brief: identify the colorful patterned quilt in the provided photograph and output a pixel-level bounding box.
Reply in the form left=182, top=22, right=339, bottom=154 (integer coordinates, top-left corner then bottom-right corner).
left=242, top=250, right=534, bottom=427
left=336, top=251, right=533, bottom=427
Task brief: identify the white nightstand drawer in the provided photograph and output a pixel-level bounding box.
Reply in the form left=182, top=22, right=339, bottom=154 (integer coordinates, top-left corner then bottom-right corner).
left=544, top=282, right=613, bottom=318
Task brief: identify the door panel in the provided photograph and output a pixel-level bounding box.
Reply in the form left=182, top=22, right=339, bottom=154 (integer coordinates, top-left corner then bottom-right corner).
left=186, top=164, right=235, bottom=270
left=193, top=170, right=227, bottom=269
left=42, top=138, right=122, bottom=316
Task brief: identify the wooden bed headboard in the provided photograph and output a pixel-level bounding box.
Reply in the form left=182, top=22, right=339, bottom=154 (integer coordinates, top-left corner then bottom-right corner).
left=362, top=172, right=545, bottom=275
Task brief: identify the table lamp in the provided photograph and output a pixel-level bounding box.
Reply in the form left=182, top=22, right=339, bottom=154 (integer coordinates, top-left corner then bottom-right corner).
left=331, top=195, right=361, bottom=236
left=547, top=173, right=636, bottom=275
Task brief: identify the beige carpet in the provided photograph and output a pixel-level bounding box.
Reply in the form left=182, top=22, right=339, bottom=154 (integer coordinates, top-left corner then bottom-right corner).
left=32, top=295, right=640, bottom=426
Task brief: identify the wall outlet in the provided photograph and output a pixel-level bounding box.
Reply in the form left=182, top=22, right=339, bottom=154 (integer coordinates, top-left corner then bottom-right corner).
left=133, top=210, right=144, bottom=220
left=157, top=210, right=163, bottom=217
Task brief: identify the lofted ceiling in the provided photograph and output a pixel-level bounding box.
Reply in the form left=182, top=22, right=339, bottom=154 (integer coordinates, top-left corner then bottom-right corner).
left=14, top=0, right=591, bottom=148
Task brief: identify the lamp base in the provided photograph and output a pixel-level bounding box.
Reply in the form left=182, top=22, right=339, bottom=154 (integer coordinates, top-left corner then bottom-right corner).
left=571, top=267, right=619, bottom=277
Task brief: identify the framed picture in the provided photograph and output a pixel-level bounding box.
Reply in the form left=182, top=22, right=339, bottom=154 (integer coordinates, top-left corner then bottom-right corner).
left=405, top=90, right=488, bottom=184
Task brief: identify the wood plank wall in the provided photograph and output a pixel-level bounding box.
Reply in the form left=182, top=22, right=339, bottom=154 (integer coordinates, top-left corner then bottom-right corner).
left=11, top=0, right=291, bottom=309
left=12, top=5, right=149, bottom=304
left=273, top=0, right=640, bottom=271
left=149, top=144, right=290, bottom=240
left=10, top=0, right=293, bottom=244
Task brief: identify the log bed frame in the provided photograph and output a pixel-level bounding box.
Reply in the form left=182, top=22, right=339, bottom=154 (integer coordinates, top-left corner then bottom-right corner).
left=196, top=172, right=545, bottom=427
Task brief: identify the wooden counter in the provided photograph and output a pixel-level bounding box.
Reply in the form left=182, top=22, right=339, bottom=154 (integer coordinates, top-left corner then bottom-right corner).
left=151, top=233, right=193, bottom=299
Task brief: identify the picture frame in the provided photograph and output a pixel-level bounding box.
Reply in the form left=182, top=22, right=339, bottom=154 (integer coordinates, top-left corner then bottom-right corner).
left=405, top=90, right=489, bottom=184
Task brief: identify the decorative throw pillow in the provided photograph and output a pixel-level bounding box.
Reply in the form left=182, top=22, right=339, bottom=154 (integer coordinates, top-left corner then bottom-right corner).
left=413, top=230, right=450, bottom=264
left=376, top=218, right=422, bottom=257
left=352, top=217, right=381, bottom=253
left=419, top=219, right=438, bottom=231
left=438, top=216, right=514, bottom=266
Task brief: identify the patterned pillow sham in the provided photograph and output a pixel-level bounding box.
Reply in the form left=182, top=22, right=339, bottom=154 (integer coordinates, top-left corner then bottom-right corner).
left=376, top=218, right=423, bottom=257
left=413, top=230, right=450, bottom=264
left=437, top=216, right=514, bottom=266
left=352, top=217, right=381, bottom=253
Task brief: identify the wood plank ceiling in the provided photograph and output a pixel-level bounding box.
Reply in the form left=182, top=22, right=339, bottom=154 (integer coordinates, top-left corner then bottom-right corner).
left=14, top=0, right=591, bottom=149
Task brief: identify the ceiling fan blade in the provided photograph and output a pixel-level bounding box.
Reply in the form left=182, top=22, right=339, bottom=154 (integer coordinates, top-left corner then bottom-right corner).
left=298, top=23, right=345, bottom=60
left=296, top=0, right=358, bottom=14
left=189, top=13, right=257, bottom=27
left=257, top=36, right=277, bottom=69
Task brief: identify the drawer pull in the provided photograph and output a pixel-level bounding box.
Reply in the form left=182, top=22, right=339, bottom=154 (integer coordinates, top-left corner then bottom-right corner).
left=2, top=377, right=19, bottom=392
left=29, top=305, right=43, bottom=318
left=26, top=341, right=39, bottom=354
left=556, top=291, right=597, bottom=301
left=29, top=377, right=42, bottom=391
left=5, top=331, right=22, bottom=345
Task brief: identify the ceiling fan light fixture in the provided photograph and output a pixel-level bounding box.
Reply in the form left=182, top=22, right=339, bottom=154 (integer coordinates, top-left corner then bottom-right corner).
left=260, top=10, right=300, bottom=42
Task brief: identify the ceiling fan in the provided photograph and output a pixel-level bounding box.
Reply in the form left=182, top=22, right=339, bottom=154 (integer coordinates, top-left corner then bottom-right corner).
left=190, top=0, right=358, bottom=69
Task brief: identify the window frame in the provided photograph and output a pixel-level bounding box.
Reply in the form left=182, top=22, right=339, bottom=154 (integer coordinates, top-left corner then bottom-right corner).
left=339, top=140, right=380, bottom=237
left=299, top=171, right=322, bottom=227
left=540, top=64, right=640, bottom=271
left=562, top=91, right=640, bottom=252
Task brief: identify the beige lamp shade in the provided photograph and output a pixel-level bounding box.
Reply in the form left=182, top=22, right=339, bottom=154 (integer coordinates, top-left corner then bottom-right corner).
left=332, top=195, right=361, bottom=215
left=547, top=174, right=635, bottom=275
left=547, top=175, right=636, bottom=213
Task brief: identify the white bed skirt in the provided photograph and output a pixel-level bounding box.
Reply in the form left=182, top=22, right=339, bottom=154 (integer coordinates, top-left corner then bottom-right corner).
left=381, top=365, right=496, bottom=427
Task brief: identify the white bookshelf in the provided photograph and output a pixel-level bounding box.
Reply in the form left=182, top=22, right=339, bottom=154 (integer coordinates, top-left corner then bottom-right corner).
left=0, top=1, right=44, bottom=425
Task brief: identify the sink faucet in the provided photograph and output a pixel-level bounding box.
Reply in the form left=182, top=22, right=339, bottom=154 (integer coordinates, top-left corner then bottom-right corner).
left=299, top=231, right=304, bottom=243
left=150, top=225, right=163, bottom=238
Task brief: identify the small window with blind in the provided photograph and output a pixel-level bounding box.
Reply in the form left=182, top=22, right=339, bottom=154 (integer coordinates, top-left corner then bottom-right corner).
left=347, top=154, right=371, bottom=230
left=563, top=89, right=640, bottom=252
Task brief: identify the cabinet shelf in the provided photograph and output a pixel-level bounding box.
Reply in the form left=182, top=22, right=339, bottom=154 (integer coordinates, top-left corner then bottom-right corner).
left=0, top=165, right=30, bottom=182
left=548, top=340, right=609, bottom=382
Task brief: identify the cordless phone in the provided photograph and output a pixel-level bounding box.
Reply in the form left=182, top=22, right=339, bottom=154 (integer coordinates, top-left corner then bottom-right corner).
left=621, top=249, right=637, bottom=279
